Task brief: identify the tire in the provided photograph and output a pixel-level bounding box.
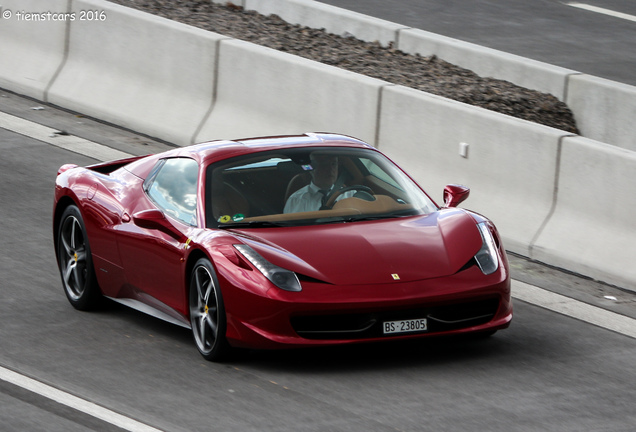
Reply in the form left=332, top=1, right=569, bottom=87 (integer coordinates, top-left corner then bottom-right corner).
left=189, top=258, right=231, bottom=361
left=56, top=205, right=102, bottom=310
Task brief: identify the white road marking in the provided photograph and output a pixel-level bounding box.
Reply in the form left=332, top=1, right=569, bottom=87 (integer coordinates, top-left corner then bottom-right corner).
left=0, top=111, right=131, bottom=161
left=0, top=366, right=164, bottom=432
left=512, top=280, right=636, bottom=338
left=567, top=2, right=636, bottom=23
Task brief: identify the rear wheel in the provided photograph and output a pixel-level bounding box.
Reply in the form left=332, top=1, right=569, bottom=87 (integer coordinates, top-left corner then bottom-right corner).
left=56, top=205, right=102, bottom=310
left=189, top=258, right=231, bottom=361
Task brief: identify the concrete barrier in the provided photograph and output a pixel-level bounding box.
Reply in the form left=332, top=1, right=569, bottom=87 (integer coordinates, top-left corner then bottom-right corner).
left=397, top=29, right=577, bottom=102
left=242, top=0, right=407, bottom=47
left=532, top=137, right=636, bottom=289
left=195, top=38, right=386, bottom=145
left=377, top=85, right=571, bottom=256
left=566, top=75, right=636, bottom=152
left=0, top=0, right=69, bottom=100
left=215, top=0, right=636, bottom=152
left=46, top=0, right=227, bottom=146
left=213, top=0, right=575, bottom=101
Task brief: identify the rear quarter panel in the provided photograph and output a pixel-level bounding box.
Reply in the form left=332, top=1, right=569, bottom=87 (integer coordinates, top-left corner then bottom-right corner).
left=55, top=166, right=137, bottom=295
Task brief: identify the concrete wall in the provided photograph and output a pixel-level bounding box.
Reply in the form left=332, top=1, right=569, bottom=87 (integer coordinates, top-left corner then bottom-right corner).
left=566, top=75, right=636, bottom=152
left=0, top=0, right=70, bottom=100
left=46, top=0, right=227, bottom=146
left=532, top=137, right=636, bottom=289
left=195, top=38, right=386, bottom=145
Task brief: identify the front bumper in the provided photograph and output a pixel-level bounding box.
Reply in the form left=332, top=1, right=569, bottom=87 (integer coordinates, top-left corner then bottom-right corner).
left=219, top=262, right=512, bottom=350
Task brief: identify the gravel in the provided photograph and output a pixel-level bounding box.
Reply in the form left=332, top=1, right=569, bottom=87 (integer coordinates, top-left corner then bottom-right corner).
left=106, top=0, right=579, bottom=134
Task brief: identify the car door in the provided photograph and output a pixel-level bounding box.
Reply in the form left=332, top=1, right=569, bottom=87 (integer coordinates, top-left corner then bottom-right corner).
left=115, top=157, right=199, bottom=316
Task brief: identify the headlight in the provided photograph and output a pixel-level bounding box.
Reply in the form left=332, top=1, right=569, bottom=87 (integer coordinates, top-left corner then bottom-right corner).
left=234, top=244, right=302, bottom=292
left=474, top=222, right=499, bottom=275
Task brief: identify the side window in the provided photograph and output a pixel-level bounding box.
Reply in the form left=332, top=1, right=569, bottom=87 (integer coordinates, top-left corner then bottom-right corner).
left=146, top=158, right=199, bottom=226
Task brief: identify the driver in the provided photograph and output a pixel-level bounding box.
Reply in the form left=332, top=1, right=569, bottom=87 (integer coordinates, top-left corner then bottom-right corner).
left=284, top=153, right=354, bottom=213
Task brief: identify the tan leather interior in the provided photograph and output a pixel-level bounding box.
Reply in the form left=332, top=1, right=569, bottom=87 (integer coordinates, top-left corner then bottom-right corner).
left=241, top=195, right=414, bottom=222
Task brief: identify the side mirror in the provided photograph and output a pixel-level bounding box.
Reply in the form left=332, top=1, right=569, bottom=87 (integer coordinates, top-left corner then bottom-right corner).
left=443, top=184, right=470, bottom=208
left=132, top=209, right=185, bottom=240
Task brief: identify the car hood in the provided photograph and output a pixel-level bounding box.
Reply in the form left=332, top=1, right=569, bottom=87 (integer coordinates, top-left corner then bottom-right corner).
left=232, top=209, right=483, bottom=285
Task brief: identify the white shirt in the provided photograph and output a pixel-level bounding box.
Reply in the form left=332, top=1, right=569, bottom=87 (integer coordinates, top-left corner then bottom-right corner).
left=284, top=183, right=354, bottom=213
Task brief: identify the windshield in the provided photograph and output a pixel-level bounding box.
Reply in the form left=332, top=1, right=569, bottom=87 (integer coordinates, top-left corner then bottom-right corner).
left=205, top=147, right=437, bottom=228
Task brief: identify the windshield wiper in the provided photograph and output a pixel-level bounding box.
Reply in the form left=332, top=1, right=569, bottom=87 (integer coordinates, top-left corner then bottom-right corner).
left=324, top=211, right=420, bottom=224
left=315, top=214, right=395, bottom=224
left=342, top=215, right=397, bottom=222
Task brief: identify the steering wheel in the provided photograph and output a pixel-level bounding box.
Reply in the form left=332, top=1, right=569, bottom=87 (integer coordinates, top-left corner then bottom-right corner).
left=324, top=185, right=375, bottom=208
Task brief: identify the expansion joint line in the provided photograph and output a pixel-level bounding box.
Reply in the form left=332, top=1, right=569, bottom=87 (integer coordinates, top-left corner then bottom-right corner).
left=528, top=133, right=575, bottom=256
left=562, top=72, right=583, bottom=103
left=44, top=0, right=73, bottom=102
left=374, top=84, right=396, bottom=149
left=190, top=37, right=232, bottom=145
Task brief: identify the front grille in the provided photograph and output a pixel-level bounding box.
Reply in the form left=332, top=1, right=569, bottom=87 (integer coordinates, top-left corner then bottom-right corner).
left=291, top=298, right=499, bottom=340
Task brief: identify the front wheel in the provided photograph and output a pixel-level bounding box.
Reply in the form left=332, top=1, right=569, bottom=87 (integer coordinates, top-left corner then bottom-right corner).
left=189, top=258, right=231, bottom=361
left=56, top=205, right=102, bottom=310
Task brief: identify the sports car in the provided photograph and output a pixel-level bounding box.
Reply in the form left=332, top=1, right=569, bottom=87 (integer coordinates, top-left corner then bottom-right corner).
left=53, top=133, right=512, bottom=361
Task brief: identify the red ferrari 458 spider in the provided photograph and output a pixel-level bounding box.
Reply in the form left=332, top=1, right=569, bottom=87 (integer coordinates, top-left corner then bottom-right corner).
left=53, top=133, right=512, bottom=361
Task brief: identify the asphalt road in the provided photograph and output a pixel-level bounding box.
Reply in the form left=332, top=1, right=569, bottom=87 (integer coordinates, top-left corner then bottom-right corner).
left=1, top=91, right=636, bottom=431
left=316, top=0, right=636, bottom=87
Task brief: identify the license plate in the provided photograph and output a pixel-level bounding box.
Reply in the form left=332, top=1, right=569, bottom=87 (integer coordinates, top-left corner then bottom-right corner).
left=383, top=318, right=428, bottom=335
